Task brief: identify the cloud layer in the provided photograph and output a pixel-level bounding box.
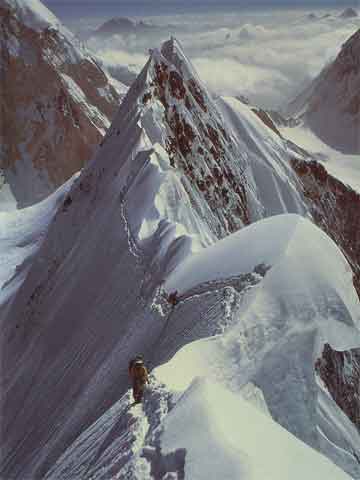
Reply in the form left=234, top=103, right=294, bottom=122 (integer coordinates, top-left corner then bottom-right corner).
left=84, top=7, right=360, bottom=109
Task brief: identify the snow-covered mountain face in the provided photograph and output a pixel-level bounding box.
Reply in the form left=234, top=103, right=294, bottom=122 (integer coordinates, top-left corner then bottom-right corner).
left=288, top=28, right=360, bottom=154
left=105, top=38, right=311, bottom=243
left=0, top=0, right=126, bottom=209
left=1, top=37, right=360, bottom=479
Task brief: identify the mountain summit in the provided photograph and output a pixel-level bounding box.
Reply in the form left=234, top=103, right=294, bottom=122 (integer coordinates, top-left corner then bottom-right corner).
left=87, top=16, right=157, bottom=40
left=339, top=7, right=358, bottom=19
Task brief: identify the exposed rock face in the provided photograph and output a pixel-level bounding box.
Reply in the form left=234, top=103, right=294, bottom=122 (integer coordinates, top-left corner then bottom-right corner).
left=0, top=1, right=122, bottom=207
left=315, top=343, right=360, bottom=431
left=288, top=28, right=360, bottom=154
left=122, top=39, right=253, bottom=238
left=291, top=157, right=360, bottom=296
left=110, top=37, right=360, bottom=299
left=267, top=109, right=300, bottom=128
left=150, top=46, right=360, bottom=300
left=156, top=48, right=250, bottom=232
left=251, top=108, right=282, bottom=137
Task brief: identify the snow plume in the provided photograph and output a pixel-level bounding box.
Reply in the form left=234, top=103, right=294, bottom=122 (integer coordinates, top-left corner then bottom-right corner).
left=84, top=7, right=360, bottom=108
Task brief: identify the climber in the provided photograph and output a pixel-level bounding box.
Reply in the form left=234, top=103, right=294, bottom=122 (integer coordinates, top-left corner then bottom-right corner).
left=128, top=355, right=149, bottom=404
left=168, top=290, right=179, bottom=307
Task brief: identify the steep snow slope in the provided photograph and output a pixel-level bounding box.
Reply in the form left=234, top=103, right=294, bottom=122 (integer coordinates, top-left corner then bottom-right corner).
left=46, top=380, right=352, bottom=480
left=0, top=175, right=75, bottom=309
left=221, top=96, right=360, bottom=300
left=44, top=215, right=360, bottom=479
left=287, top=28, right=360, bottom=154
left=109, top=38, right=312, bottom=236
left=0, top=0, right=126, bottom=208
left=217, top=97, right=306, bottom=217
left=1, top=38, right=360, bottom=479
left=157, top=379, right=351, bottom=480
left=158, top=214, right=360, bottom=478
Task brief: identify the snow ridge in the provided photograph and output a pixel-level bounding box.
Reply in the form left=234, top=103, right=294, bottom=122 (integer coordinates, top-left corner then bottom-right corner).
left=1, top=33, right=360, bottom=480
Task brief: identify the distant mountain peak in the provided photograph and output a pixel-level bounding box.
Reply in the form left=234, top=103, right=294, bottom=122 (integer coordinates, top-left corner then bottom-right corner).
left=90, top=15, right=156, bottom=39
left=105, top=16, right=135, bottom=26
left=97, top=16, right=135, bottom=33
left=339, top=7, right=358, bottom=19
left=287, top=27, right=360, bottom=154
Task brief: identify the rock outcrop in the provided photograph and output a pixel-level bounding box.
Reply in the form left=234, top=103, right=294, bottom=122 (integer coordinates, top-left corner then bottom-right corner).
left=0, top=0, right=124, bottom=207
left=316, top=343, right=360, bottom=431
left=291, top=157, right=360, bottom=296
